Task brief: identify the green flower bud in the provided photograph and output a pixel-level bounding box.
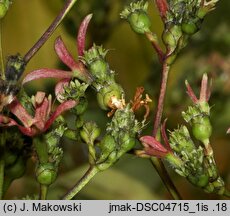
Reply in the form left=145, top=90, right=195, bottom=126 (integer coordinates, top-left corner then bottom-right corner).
left=188, top=173, right=209, bottom=188
left=0, top=0, right=10, bottom=19
left=5, top=157, right=26, bottom=180
left=61, top=80, right=88, bottom=102
left=165, top=153, right=188, bottom=177
left=196, top=7, right=210, bottom=19
left=97, top=134, right=116, bottom=163
left=192, top=116, right=212, bottom=144
left=75, top=115, right=84, bottom=128
left=169, top=126, right=195, bottom=154
left=83, top=45, right=109, bottom=81
left=182, top=104, right=212, bottom=144
left=4, top=150, right=18, bottom=167
left=204, top=177, right=225, bottom=195
left=97, top=151, right=118, bottom=171
left=80, top=121, right=101, bottom=144
left=36, top=163, right=57, bottom=186
left=162, top=25, right=182, bottom=50
left=45, top=121, right=66, bottom=153
left=120, top=0, right=151, bottom=34
left=119, top=132, right=136, bottom=152
left=97, top=82, right=124, bottom=110
left=181, top=22, right=199, bottom=35
left=64, top=129, right=78, bottom=140
left=127, top=11, right=151, bottom=34
left=74, top=97, right=88, bottom=115
left=89, top=59, right=109, bottom=81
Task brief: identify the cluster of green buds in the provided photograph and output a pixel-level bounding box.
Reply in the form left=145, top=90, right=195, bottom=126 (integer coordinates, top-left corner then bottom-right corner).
left=0, top=0, right=10, bottom=19
left=168, top=126, right=225, bottom=194
left=80, top=104, right=143, bottom=171
left=140, top=74, right=226, bottom=195
left=0, top=129, right=31, bottom=193
left=120, top=0, right=151, bottom=34
left=120, top=0, right=219, bottom=65
left=159, top=0, right=220, bottom=64
left=35, top=117, right=66, bottom=187
left=59, top=79, right=89, bottom=128
left=170, top=74, right=225, bottom=194
left=82, top=45, right=124, bottom=110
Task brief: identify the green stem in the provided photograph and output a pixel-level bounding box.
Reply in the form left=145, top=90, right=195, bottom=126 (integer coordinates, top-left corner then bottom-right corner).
left=40, top=184, right=48, bottom=200
left=24, top=0, right=78, bottom=64
left=62, top=166, right=99, bottom=200
left=0, top=159, right=4, bottom=199
left=150, top=157, right=182, bottom=200
left=33, top=137, right=48, bottom=164
left=0, top=20, right=5, bottom=80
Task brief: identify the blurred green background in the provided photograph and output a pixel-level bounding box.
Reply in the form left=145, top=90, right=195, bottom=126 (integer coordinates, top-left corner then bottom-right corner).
left=2, top=0, right=230, bottom=199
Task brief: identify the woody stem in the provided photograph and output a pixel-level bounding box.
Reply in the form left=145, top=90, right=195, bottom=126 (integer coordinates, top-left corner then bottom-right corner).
left=24, top=0, right=78, bottom=64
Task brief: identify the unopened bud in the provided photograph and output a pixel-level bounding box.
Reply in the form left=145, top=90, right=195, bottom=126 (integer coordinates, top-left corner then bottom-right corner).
left=36, top=163, right=57, bottom=186
left=120, top=1, right=151, bottom=34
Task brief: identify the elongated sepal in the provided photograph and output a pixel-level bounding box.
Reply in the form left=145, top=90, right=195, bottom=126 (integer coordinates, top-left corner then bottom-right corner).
left=77, top=14, right=93, bottom=56
left=140, top=135, right=171, bottom=158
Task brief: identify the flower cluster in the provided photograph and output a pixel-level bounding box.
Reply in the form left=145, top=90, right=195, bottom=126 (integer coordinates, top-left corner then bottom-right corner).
left=139, top=74, right=226, bottom=195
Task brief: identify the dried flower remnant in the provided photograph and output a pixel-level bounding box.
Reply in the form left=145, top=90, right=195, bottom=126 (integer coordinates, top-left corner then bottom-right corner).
left=131, top=87, right=152, bottom=121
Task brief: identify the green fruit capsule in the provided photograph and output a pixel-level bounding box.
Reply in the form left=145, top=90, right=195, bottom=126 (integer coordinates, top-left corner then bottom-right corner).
left=97, top=83, right=124, bottom=110
left=128, top=11, right=151, bottom=34
left=36, top=163, right=57, bottom=186
left=192, top=116, right=212, bottom=144
left=89, top=59, right=109, bottom=81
